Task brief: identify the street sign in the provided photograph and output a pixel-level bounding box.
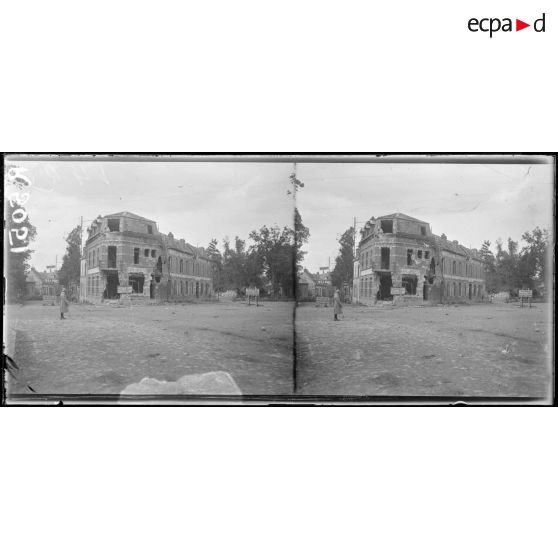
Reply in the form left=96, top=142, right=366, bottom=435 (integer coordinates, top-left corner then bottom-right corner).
left=519, top=289, right=532, bottom=298
left=118, top=286, right=132, bottom=294
left=391, top=287, right=406, bottom=295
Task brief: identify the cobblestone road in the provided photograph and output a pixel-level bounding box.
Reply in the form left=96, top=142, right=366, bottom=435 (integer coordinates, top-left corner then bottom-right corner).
left=296, top=303, right=552, bottom=398
left=6, top=300, right=294, bottom=397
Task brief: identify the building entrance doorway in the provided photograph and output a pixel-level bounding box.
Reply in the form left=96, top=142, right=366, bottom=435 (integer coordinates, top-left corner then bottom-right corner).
left=423, top=281, right=428, bottom=300
left=106, top=272, right=119, bottom=299
left=377, top=272, right=392, bottom=300
left=150, top=280, right=155, bottom=299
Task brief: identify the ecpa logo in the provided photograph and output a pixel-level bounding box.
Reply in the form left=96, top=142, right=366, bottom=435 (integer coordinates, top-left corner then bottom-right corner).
left=468, top=13, right=546, bottom=37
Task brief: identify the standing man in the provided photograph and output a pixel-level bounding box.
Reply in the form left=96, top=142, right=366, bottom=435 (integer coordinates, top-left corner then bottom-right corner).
left=60, top=288, right=69, bottom=320
left=333, top=288, right=343, bottom=321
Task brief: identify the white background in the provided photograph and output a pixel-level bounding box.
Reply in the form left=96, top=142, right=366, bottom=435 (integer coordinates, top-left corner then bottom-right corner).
left=1, top=2, right=556, bottom=558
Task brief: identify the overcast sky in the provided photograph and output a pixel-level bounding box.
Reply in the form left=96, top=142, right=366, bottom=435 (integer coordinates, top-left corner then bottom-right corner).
left=5, top=157, right=554, bottom=274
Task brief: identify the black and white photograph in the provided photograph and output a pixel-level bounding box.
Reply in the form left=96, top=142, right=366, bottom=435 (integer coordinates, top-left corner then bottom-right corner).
left=3, top=154, right=554, bottom=404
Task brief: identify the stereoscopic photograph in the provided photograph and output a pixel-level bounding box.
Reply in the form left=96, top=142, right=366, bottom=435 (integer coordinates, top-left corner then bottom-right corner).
left=2, top=154, right=555, bottom=404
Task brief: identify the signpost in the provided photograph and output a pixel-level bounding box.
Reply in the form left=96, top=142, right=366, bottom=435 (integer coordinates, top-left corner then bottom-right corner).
left=519, top=289, right=532, bottom=308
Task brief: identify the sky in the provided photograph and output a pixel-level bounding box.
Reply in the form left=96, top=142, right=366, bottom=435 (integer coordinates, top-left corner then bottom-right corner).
left=4, top=157, right=554, bottom=274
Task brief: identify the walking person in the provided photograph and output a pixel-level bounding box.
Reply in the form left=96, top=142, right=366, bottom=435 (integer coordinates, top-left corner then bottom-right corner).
left=60, top=288, right=69, bottom=320
left=333, top=288, right=343, bottom=321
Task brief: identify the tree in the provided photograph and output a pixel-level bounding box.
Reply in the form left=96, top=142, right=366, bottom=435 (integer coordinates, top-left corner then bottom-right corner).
left=5, top=165, right=37, bottom=302
left=520, top=227, right=550, bottom=294
left=249, top=224, right=294, bottom=297
left=221, top=236, right=264, bottom=292
left=57, top=225, right=82, bottom=291
left=479, top=240, right=498, bottom=293
left=331, top=227, right=355, bottom=289
left=206, top=238, right=225, bottom=293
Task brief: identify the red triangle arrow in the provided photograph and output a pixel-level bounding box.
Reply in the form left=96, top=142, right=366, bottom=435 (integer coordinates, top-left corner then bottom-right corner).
left=516, top=19, right=530, bottom=31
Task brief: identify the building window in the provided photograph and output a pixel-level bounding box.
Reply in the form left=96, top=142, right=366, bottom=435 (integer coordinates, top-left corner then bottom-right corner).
left=144, top=249, right=149, bottom=257
left=180, top=260, right=183, bottom=273
left=407, top=249, right=413, bottom=265
left=108, top=246, right=117, bottom=268
left=452, top=261, right=456, bottom=275
left=134, top=248, right=139, bottom=264
left=107, top=219, right=120, bottom=232
left=147, top=225, right=153, bottom=234
left=425, top=251, right=429, bottom=259
left=380, top=220, right=393, bottom=233
left=418, top=250, right=422, bottom=259
left=420, top=226, right=427, bottom=236
left=381, top=248, right=390, bottom=269
left=151, top=250, right=156, bottom=258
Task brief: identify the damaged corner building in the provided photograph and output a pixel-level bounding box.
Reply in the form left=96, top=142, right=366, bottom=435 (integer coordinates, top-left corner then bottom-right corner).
left=80, top=212, right=213, bottom=304
left=353, top=213, right=486, bottom=305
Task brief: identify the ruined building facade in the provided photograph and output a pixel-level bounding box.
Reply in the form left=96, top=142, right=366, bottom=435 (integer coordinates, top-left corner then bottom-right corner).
left=353, top=213, right=485, bottom=305
left=81, top=212, right=213, bottom=304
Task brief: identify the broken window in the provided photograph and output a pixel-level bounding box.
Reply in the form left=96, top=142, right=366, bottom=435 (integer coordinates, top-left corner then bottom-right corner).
left=380, top=220, right=393, bottom=233
left=402, top=275, right=417, bottom=295
left=420, top=226, right=427, bottom=236
left=418, top=250, right=422, bottom=259
left=134, top=248, right=140, bottom=264
left=107, top=219, right=120, bottom=232
left=407, top=249, right=413, bottom=265
left=147, top=225, right=153, bottom=234
left=381, top=248, right=390, bottom=269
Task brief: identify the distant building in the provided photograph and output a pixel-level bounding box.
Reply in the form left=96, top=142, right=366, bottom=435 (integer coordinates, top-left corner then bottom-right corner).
left=81, top=211, right=213, bottom=303
left=314, top=270, right=334, bottom=298
left=25, top=268, right=43, bottom=297
left=353, top=213, right=485, bottom=305
left=297, top=268, right=316, bottom=299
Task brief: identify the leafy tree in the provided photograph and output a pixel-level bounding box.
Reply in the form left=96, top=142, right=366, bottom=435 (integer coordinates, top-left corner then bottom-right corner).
left=520, top=227, right=550, bottom=294
left=331, top=227, right=355, bottom=289
left=249, top=224, right=294, bottom=297
left=57, top=225, right=82, bottom=290
left=221, top=236, right=264, bottom=292
left=479, top=240, right=498, bottom=293
left=206, top=238, right=225, bottom=293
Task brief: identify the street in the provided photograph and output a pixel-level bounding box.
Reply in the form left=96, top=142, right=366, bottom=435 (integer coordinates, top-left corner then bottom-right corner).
left=296, top=302, right=552, bottom=398
left=5, top=300, right=294, bottom=397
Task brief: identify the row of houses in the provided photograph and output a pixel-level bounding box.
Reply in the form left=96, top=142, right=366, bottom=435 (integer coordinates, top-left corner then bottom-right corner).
left=81, top=212, right=214, bottom=304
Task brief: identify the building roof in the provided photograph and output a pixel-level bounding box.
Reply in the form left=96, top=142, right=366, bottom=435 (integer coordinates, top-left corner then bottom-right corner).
left=434, top=235, right=481, bottom=259
left=105, top=211, right=155, bottom=222
left=377, top=213, right=428, bottom=223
